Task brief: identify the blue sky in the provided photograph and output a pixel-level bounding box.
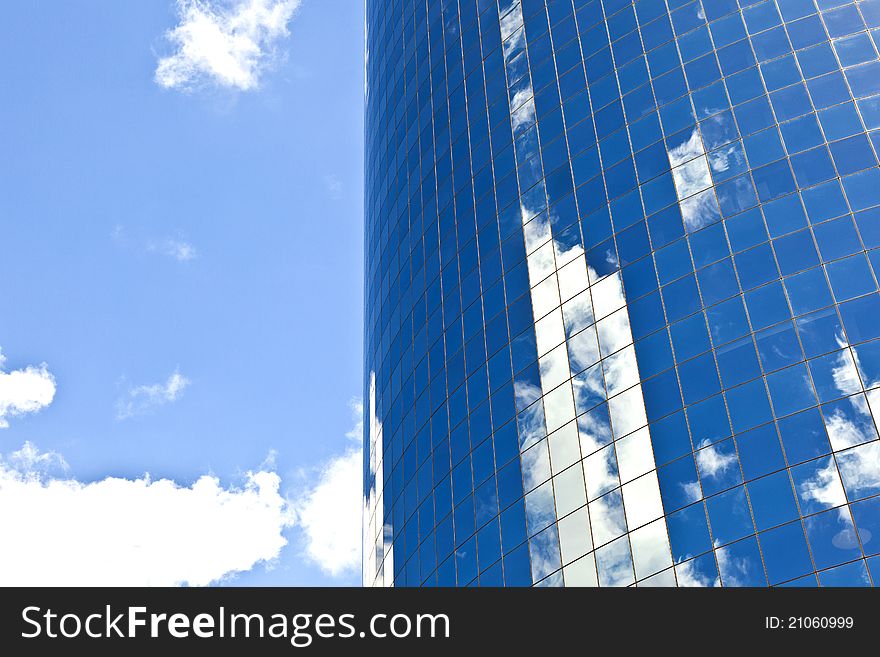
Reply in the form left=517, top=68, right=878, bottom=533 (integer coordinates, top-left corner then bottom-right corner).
left=0, top=0, right=364, bottom=586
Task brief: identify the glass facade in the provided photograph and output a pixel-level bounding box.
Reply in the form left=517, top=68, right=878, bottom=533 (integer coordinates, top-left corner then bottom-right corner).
left=363, top=0, right=880, bottom=587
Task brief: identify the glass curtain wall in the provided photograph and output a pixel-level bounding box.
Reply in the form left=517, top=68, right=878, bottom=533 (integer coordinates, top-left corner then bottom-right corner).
left=364, top=0, right=880, bottom=588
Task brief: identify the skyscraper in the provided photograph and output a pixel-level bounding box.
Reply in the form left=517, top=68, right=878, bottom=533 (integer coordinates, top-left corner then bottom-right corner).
left=363, top=0, right=880, bottom=587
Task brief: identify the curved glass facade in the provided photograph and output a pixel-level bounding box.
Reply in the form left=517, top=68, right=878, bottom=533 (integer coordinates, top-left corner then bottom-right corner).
left=363, top=0, right=880, bottom=587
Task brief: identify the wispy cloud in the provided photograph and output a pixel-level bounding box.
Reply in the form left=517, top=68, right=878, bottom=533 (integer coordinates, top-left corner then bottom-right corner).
left=116, top=369, right=191, bottom=420
left=0, top=442, right=294, bottom=586
left=155, top=0, right=301, bottom=91
left=4, top=441, right=68, bottom=474
left=150, top=238, right=198, bottom=262
left=324, top=174, right=343, bottom=200
left=113, top=226, right=198, bottom=263
left=0, top=348, right=56, bottom=429
left=292, top=400, right=362, bottom=577
left=344, top=398, right=363, bottom=442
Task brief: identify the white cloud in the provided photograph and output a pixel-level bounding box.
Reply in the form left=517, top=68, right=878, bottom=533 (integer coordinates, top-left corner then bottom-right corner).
left=799, top=457, right=847, bottom=510
left=345, top=398, right=363, bottom=442
left=114, top=226, right=197, bottom=262
left=0, top=442, right=293, bottom=586
left=292, top=401, right=363, bottom=577
left=153, top=238, right=198, bottom=262
left=5, top=441, right=68, bottom=474
left=667, top=129, right=705, bottom=168
left=116, top=369, right=191, bottom=420
left=155, top=0, right=301, bottom=91
left=324, top=174, right=343, bottom=200
left=500, top=2, right=524, bottom=56
left=694, top=439, right=738, bottom=479
left=675, top=557, right=719, bottom=587
left=715, top=539, right=751, bottom=587
left=0, top=348, right=57, bottom=429
left=671, top=155, right=712, bottom=201
left=0, top=349, right=363, bottom=584
left=510, top=91, right=535, bottom=134
left=837, top=441, right=880, bottom=498
left=294, top=449, right=361, bottom=577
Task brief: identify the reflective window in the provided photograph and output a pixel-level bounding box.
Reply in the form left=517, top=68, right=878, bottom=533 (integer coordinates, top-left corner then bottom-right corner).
left=364, top=0, right=880, bottom=587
